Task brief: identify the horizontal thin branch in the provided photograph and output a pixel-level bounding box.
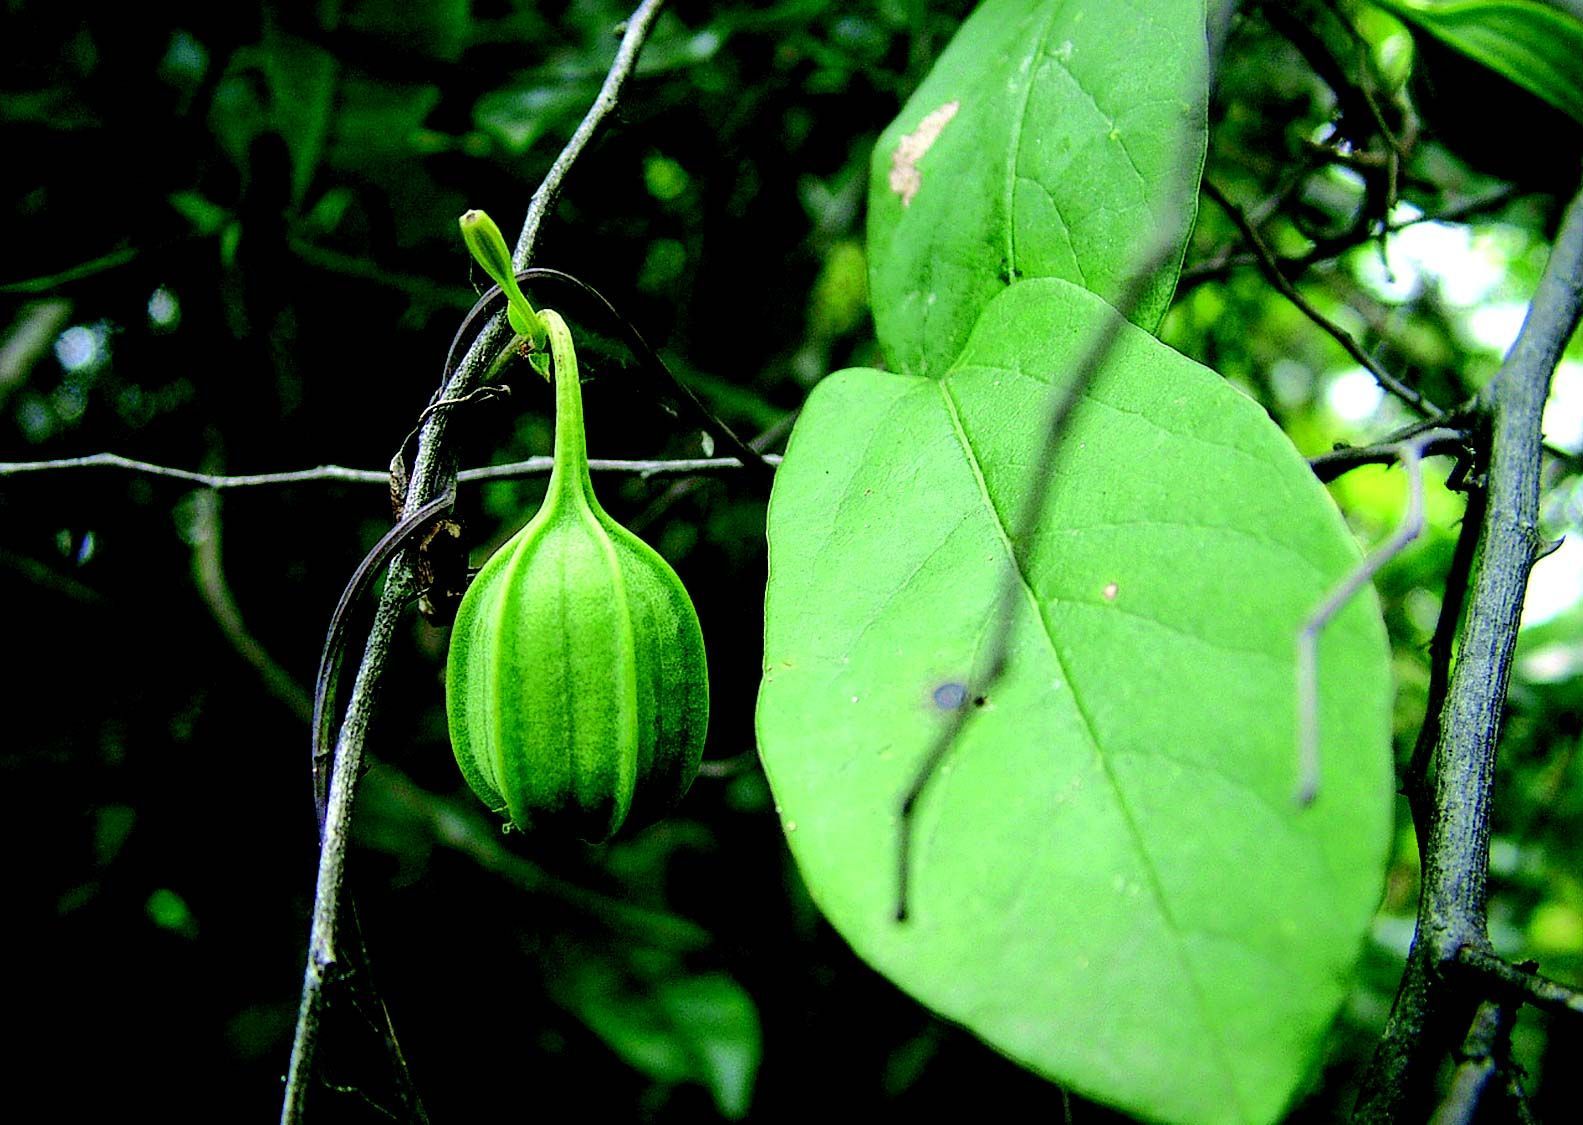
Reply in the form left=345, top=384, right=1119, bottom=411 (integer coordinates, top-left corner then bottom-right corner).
left=1457, top=947, right=1583, bottom=1021
left=0, top=451, right=780, bottom=490
left=464, top=454, right=779, bottom=481
left=1308, top=430, right=1468, bottom=483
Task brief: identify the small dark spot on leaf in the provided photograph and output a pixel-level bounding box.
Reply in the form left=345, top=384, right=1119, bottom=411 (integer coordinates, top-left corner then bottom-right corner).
left=973, top=695, right=986, bottom=707
left=932, top=682, right=968, bottom=710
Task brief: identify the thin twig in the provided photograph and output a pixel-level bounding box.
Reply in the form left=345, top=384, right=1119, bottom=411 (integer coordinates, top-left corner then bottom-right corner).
left=504, top=266, right=775, bottom=479
left=188, top=488, right=313, bottom=723
left=288, top=237, right=477, bottom=310
left=0, top=451, right=779, bottom=489
left=0, top=244, right=139, bottom=294
left=1203, top=179, right=1443, bottom=415
left=1456, top=947, right=1583, bottom=1021
left=1179, top=186, right=1517, bottom=289
left=280, top=5, right=669, bottom=1120
left=0, top=547, right=105, bottom=604
left=1308, top=427, right=1468, bottom=483
left=1294, top=428, right=1461, bottom=804
left=1356, top=176, right=1583, bottom=1121
left=512, top=0, right=667, bottom=271
left=894, top=231, right=1182, bottom=922
left=467, top=453, right=779, bottom=481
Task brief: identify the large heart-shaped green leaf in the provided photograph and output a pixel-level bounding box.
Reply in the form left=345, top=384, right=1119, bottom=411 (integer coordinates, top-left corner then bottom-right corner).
left=757, top=280, right=1392, bottom=1125
left=868, top=0, right=1208, bottom=377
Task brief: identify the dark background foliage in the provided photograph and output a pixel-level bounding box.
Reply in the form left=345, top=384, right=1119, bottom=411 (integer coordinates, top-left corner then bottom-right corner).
left=4, top=0, right=1580, bottom=1120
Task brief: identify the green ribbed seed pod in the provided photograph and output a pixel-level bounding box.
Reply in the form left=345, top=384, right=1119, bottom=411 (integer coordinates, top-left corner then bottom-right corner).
left=445, top=309, right=708, bottom=841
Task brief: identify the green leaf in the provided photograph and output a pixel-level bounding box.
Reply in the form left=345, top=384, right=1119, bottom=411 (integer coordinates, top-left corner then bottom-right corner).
left=259, top=29, right=338, bottom=208
left=344, top=0, right=472, bottom=62
left=168, top=191, right=233, bottom=237
left=867, top=0, right=1208, bottom=377
left=472, top=81, right=594, bottom=155
left=757, top=279, right=1393, bottom=1125
left=1371, top=0, right=1583, bottom=125
left=145, top=888, right=199, bottom=939
left=555, top=954, right=761, bottom=1120
left=328, top=76, right=441, bottom=163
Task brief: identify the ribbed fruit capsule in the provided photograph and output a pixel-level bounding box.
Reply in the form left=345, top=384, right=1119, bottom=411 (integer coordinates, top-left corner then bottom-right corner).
left=445, top=309, right=708, bottom=840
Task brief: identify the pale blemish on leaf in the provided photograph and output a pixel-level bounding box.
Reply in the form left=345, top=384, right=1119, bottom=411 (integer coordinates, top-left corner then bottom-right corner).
left=1103, top=581, right=1119, bottom=601
left=932, top=681, right=968, bottom=710
left=888, top=100, right=960, bottom=207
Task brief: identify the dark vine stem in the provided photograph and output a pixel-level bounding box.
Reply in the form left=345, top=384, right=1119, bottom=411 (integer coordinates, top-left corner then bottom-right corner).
left=280, top=3, right=668, bottom=1120
left=1355, top=175, right=1583, bottom=1121
left=1404, top=478, right=1485, bottom=857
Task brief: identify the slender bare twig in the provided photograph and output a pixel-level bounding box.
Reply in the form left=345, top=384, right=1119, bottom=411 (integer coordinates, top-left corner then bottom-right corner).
left=188, top=487, right=313, bottom=723
left=288, top=237, right=477, bottom=310
left=1456, top=947, right=1583, bottom=1020
left=1294, top=428, right=1461, bottom=804
left=631, top=413, right=795, bottom=532
left=1356, top=176, right=1583, bottom=1121
left=280, top=5, right=668, bottom=1121
left=0, top=547, right=105, bottom=604
left=1203, top=179, right=1443, bottom=416
left=512, top=0, right=667, bottom=270
left=499, top=266, right=775, bottom=479
left=894, top=231, right=1182, bottom=922
left=465, top=453, right=779, bottom=481
left=1308, top=427, right=1468, bottom=483
left=1179, top=186, right=1518, bottom=289
left=0, top=245, right=139, bottom=294
left=0, top=451, right=779, bottom=489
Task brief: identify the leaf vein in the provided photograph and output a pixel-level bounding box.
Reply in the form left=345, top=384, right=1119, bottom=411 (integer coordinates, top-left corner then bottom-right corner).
left=934, top=377, right=1249, bottom=1117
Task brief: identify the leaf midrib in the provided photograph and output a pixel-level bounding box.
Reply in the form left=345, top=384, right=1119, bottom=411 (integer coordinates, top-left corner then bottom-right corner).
left=934, top=373, right=1248, bottom=1119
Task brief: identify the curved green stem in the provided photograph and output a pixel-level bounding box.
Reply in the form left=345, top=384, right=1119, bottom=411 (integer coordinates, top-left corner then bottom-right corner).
left=542, top=308, right=595, bottom=510
left=459, top=209, right=547, bottom=348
